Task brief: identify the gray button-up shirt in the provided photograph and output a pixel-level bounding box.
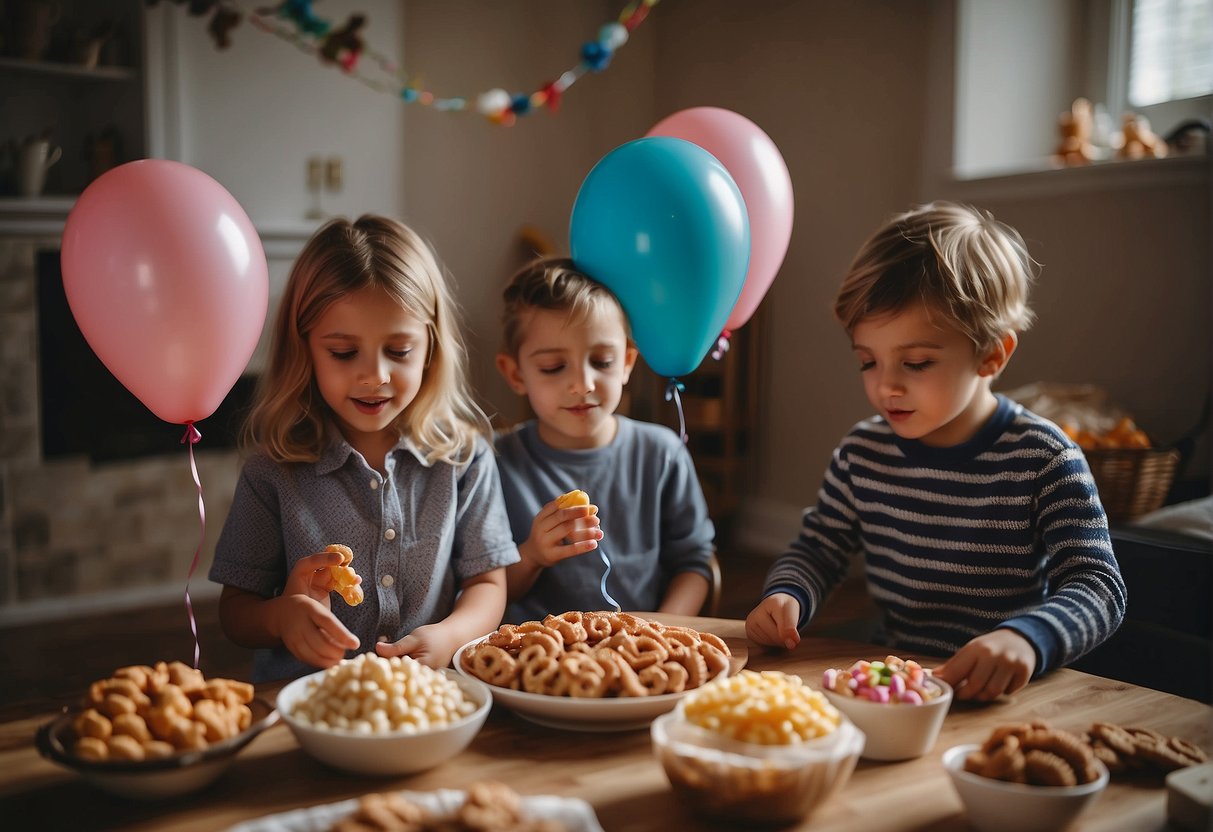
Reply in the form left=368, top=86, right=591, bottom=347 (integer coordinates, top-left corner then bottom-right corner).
left=210, top=432, right=519, bottom=681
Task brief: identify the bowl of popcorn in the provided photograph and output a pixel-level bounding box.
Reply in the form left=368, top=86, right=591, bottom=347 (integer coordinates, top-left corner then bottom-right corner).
left=942, top=721, right=1110, bottom=832
left=819, top=656, right=952, bottom=761
left=276, top=652, right=491, bottom=776
left=35, top=661, right=278, bottom=800
left=651, top=669, right=865, bottom=825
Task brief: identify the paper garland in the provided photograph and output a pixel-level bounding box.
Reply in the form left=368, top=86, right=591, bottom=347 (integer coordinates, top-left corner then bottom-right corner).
left=159, top=0, right=659, bottom=125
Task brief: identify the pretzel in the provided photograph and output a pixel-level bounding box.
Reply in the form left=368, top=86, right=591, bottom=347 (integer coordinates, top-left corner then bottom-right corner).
left=324, top=544, right=364, bottom=606
left=330, top=781, right=567, bottom=832
left=462, top=613, right=731, bottom=699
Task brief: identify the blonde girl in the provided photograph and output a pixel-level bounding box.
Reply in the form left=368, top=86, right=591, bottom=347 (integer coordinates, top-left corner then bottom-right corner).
left=210, top=215, right=518, bottom=682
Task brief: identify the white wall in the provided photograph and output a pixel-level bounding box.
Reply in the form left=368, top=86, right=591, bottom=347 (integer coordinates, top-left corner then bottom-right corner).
left=145, top=1, right=405, bottom=227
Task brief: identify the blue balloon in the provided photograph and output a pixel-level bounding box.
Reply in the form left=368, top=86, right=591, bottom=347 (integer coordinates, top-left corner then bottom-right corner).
left=569, top=137, right=750, bottom=379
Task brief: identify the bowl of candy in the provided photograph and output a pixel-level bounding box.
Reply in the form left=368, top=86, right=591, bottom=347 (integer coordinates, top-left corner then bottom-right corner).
left=820, top=656, right=952, bottom=761
left=942, top=721, right=1109, bottom=832
left=35, top=661, right=278, bottom=800
left=277, top=652, right=491, bottom=776
left=651, top=670, right=864, bottom=825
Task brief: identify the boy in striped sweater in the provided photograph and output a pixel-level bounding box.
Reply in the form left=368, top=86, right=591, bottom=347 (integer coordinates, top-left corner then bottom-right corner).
left=746, top=202, right=1125, bottom=702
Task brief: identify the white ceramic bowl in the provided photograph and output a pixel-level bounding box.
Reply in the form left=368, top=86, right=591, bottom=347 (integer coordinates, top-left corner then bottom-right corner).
left=822, top=676, right=952, bottom=761
left=277, top=668, right=491, bottom=776
left=942, top=743, right=1110, bottom=832
left=651, top=707, right=865, bottom=825
left=35, top=697, right=278, bottom=800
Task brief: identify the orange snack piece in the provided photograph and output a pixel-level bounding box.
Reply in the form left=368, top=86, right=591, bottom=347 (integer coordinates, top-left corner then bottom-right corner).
left=325, top=544, right=364, bottom=606
left=555, top=489, right=590, bottom=509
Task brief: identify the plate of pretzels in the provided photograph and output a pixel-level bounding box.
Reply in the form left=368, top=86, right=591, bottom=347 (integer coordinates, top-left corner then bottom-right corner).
left=454, top=612, right=736, bottom=731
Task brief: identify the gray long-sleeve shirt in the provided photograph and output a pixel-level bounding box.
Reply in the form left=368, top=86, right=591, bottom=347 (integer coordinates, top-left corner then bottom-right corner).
left=495, top=416, right=715, bottom=623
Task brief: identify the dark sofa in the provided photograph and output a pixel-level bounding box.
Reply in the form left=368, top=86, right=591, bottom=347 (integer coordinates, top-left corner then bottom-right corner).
left=1072, top=523, right=1213, bottom=703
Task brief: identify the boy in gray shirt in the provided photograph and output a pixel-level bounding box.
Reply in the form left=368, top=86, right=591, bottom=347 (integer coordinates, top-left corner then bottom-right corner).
left=494, top=258, right=715, bottom=623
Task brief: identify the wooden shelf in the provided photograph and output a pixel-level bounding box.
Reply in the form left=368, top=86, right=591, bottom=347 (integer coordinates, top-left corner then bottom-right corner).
left=0, top=57, right=137, bottom=82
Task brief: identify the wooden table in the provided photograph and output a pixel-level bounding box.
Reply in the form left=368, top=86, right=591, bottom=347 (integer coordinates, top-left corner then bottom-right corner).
left=2, top=614, right=1209, bottom=831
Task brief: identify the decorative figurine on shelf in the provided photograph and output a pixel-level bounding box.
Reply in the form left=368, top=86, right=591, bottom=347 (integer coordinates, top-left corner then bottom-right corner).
left=1115, top=112, right=1168, bottom=160
left=1054, top=97, right=1097, bottom=166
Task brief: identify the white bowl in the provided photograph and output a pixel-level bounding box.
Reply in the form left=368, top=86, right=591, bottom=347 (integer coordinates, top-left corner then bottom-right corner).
left=822, top=676, right=952, bottom=761
left=35, top=697, right=278, bottom=800
left=452, top=636, right=729, bottom=732
left=942, top=743, right=1110, bottom=832
left=276, top=668, right=491, bottom=776
left=651, top=707, right=864, bottom=825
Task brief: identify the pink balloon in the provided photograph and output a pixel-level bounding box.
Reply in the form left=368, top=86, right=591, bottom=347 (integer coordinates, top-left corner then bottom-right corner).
left=647, top=107, right=793, bottom=331
left=61, top=160, right=268, bottom=425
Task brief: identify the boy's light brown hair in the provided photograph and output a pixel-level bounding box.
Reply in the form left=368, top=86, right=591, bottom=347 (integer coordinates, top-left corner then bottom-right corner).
left=500, top=257, right=631, bottom=356
left=833, top=202, right=1037, bottom=355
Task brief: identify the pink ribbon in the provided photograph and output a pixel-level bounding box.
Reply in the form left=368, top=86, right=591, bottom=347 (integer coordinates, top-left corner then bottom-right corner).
left=180, top=422, right=204, bottom=669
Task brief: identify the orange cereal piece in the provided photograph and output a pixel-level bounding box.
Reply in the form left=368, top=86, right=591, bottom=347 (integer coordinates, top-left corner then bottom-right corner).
left=555, top=489, right=590, bottom=509
left=324, top=544, right=364, bottom=606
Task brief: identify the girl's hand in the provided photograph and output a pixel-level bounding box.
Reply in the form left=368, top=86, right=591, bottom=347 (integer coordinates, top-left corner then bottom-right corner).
left=274, top=550, right=361, bottom=668
left=933, top=629, right=1036, bottom=702
left=284, top=549, right=353, bottom=603
left=745, top=593, right=801, bottom=651
left=275, top=594, right=360, bottom=670
left=519, top=499, right=603, bottom=569
left=376, top=622, right=463, bottom=670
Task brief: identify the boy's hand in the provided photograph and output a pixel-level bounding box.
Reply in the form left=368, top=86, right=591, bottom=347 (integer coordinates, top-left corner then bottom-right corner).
left=934, top=629, right=1036, bottom=702
left=745, top=593, right=801, bottom=650
left=376, top=622, right=462, bottom=670
left=520, top=498, right=603, bottom=569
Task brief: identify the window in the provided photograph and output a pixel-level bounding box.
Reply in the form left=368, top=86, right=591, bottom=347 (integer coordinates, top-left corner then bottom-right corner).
left=952, top=0, right=1211, bottom=180
left=1127, top=0, right=1213, bottom=107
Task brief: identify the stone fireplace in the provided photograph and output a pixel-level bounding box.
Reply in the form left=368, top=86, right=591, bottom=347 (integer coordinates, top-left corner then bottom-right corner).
left=0, top=228, right=281, bottom=624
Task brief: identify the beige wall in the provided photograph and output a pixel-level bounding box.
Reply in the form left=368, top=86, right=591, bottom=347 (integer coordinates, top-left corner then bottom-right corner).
left=400, top=0, right=657, bottom=427
left=403, top=0, right=1210, bottom=550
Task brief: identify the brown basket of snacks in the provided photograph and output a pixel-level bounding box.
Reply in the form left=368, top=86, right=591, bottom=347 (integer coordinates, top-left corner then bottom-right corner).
left=1064, top=418, right=1179, bottom=523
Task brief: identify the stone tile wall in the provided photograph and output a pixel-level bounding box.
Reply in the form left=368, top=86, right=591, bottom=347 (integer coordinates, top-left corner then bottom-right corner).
left=0, top=236, right=241, bottom=623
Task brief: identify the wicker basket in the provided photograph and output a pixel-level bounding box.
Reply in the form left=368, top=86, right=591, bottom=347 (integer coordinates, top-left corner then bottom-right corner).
left=1083, top=447, right=1180, bottom=523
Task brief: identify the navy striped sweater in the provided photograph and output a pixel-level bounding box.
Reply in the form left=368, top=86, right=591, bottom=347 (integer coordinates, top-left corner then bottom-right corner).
left=764, top=395, right=1126, bottom=675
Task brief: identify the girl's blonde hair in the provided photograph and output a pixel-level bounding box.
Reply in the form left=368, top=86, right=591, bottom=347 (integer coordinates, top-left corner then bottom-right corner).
left=244, top=215, right=489, bottom=465
left=500, top=257, right=630, bottom=355
left=834, top=202, right=1037, bottom=355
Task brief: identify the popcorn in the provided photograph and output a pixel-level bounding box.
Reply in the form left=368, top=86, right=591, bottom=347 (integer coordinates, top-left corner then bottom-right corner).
left=682, top=670, right=840, bottom=745
left=289, top=653, right=475, bottom=734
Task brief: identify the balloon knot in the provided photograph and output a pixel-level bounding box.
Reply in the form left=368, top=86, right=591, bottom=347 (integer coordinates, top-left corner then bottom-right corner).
left=711, top=331, right=732, bottom=361
left=181, top=423, right=202, bottom=445
left=663, top=379, right=686, bottom=401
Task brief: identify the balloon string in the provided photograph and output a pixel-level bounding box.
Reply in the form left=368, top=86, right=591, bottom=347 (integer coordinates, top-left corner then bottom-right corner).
left=664, top=379, right=688, bottom=443
left=180, top=422, right=205, bottom=670
left=597, top=544, right=622, bottom=613
left=711, top=330, right=732, bottom=361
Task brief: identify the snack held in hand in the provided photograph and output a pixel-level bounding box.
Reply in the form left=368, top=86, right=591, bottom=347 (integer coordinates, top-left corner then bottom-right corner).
left=68, top=662, right=255, bottom=761
left=683, top=669, right=841, bottom=745
left=291, top=653, right=475, bottom=734
left=325, top=543, right=364, bottom=606
left=822, top=655, right=941, bottom=705
left=554, top=489, right=590, bottom=509
left=461, top=611, right=731, bottom=698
